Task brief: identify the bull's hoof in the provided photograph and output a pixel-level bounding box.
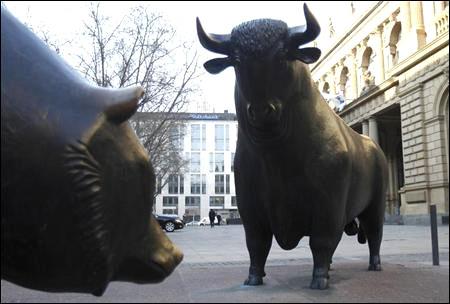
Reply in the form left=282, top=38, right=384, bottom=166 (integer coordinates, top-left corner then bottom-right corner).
left=244, top=275, right=263, bottom=286
left=310, top=277, right=329, bottom=290
left=368, top=264, right=382, bottom=271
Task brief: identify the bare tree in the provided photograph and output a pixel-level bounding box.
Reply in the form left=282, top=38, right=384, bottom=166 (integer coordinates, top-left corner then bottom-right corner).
left=78, top=2, right=199, bottom=191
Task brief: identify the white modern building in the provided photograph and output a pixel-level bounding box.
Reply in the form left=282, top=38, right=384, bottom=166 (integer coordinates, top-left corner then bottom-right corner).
left=134, top=112, right=239, bottom=221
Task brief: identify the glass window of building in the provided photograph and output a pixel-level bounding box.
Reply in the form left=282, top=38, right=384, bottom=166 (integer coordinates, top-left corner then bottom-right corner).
left=163, top=208, right=178, bottom=215
left=191, top=124, right=201, bottom=151
left=169, top=125, right=183, bottom=151
left=225, top=124, right=230, bottom=151
left=231, top=196, right=237, bottom=206
left=190, top=152, right=200, bottom=172
left=215, top=174, right=225, bottom=194
left=226, top=174, right=230, bottom=194
left=168, top=174, right=178, bottom=194
left=179, top=175, right=184, bottom=194
left=202, top=174, right=206, bottom=194
left=215, top=124, right=225, bottom=151
left=163, top=196, right=178, bottom=206
left=156, top=175, right=162, bottom=194
left=191, top=174, right=201, bottom=194
left=215, top=152, right=224, bottom=172
left=185, top=196, right=201, bottom=206
left=202, top=124, right=206, bottom=151
left=231, top=153, right=235, bottom=172
left=210, top=196, right=225, bottom=208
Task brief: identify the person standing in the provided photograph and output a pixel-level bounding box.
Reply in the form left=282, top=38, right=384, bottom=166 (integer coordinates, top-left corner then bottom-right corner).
left=209, top=209, right=216, bottom=228
left=216, top=214, right=222, bottom=226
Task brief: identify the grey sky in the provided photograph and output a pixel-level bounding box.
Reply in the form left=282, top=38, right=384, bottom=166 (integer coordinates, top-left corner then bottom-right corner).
left=3, top=1, right=376, bottom=113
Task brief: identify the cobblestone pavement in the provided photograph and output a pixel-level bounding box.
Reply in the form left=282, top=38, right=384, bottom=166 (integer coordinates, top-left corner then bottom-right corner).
left=2, top=224, right=449, bottom=303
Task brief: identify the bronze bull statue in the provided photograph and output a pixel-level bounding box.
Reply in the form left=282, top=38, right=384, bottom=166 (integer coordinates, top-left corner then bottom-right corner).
left=197, top=4, right=388, bottom=289
left=1, top=7, right=182, bottom=296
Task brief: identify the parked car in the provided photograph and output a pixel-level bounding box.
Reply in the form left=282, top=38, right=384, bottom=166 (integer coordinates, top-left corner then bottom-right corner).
left=154, top=214, right=185, bottom=232
left=198, top=217, right=225, bottom=226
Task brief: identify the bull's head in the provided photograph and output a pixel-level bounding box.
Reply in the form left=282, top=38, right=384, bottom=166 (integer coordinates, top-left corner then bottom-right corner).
left=197, top=4, right=321, bottom=142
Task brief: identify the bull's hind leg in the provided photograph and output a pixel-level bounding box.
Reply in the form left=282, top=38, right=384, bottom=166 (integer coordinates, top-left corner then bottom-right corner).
left=359, top=193, right=386, bottom=271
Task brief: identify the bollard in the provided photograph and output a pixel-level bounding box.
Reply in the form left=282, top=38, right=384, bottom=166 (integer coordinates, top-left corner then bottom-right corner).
left=429, top=204, right=440, bottom=266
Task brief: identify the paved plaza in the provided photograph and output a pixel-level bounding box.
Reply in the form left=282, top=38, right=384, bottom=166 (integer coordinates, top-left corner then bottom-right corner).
left=1, top=224, right=449, bottom=303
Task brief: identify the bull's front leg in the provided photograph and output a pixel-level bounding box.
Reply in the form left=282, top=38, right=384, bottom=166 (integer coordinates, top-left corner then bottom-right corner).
left=243, top=223, right=272, bottom=286
left=309, top=233, right=342, bottom=289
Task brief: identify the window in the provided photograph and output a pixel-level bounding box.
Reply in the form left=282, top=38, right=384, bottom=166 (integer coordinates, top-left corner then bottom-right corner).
left=168, top=174, right=178, bottom=194
left=190, top=152, right=200, bottom=172
left=202, top=124, right=206, bottom=151
left=168, top=174, right=183, bottom=194
left=185, top=196, right=201, bottom=206
left=215, top=175, right=225, bottom=194
left=169, top=125, right=183, bottom=151
left=191, top=124, right=206, bottom=151
left=163, top=208, right=178, bottom=215
left=191, top=124, right=201, bottom=151
left=225, top=124, right=230, bottom=151
left=191, top=174, right=201, bottom=194
left=163, top=196, right=178, bottom=207
left=226, top=174, right=230, bottom=194
left=156, top=176, right=162, bottom=194
left=202, top=174, right=206, bottom=194
left=215, top=124, right=225, bottom=151
left=180, top=175, right=184, bottom=194
left=215, top=153, right=224, bottom=172
left=210, top=196, right=224, bottom=207
left=209, top=152, right=214, bottom=172
left=231, top=196, right=237, bottom=206
left=231, top=153, right=235, bottom=172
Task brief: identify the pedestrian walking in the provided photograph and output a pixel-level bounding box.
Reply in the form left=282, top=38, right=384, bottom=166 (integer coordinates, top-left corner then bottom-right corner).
left=209, top=209, right=216, bottom=228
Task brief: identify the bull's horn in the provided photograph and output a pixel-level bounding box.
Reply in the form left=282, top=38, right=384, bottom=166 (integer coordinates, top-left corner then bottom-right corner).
left=196, top=17, right=231, bottom=55
left=288, top=3, right=321, bottom=49
left=101, top=86, right=144, bottom=123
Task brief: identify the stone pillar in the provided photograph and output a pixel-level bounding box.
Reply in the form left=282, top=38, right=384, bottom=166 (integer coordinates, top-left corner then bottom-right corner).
left=362, top=120, right=369, bottom=136
left=376, top=25, right=386, bottom=83
left=369, top=117, right=379, bottom=144
left=401, top=1, right=412, bottom=32
left=351, top=48, right=359, bottom=99
left=329, top=67, right=337, bottom=95
left=411, top=1, right=427, bottom=49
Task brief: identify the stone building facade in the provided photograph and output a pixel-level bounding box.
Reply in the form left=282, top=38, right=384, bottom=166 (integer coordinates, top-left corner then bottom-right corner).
left=311, top=1, right=449, bottom=224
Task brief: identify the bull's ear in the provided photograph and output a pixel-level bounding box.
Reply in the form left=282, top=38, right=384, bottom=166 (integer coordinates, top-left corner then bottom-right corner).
left=103, top=86, right=144, bottom=124
left=291, top=47, right=321, bottom=64
left=204, top=57, right=232, bottom=74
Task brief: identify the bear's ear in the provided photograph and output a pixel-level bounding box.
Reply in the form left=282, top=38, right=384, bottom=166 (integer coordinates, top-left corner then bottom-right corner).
left=102, top=86, right=144, bottom=124
left=204, top=57, right=233, bottom=74
left=290, top=47, right=321, bottom=64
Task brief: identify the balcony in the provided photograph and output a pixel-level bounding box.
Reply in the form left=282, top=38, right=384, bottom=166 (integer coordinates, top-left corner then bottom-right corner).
left=435, top=6, right=449, bottom=36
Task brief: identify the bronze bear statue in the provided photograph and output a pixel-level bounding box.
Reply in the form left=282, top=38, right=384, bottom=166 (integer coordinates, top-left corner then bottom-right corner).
left=1, top=7, right=183, bottom=296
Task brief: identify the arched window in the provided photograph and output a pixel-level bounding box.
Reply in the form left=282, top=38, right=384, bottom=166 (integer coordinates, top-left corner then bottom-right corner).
left=339, top=67, right=349, bottom=98
left=389, top=22, right=402, bottom=67
left=360, top=47, right=375, bottom=95
left=322, top=82, right=330, bottom=94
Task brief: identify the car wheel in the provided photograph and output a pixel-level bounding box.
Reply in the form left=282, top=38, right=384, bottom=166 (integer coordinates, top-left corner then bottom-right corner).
left=165, top=222, right=175, bottom=232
